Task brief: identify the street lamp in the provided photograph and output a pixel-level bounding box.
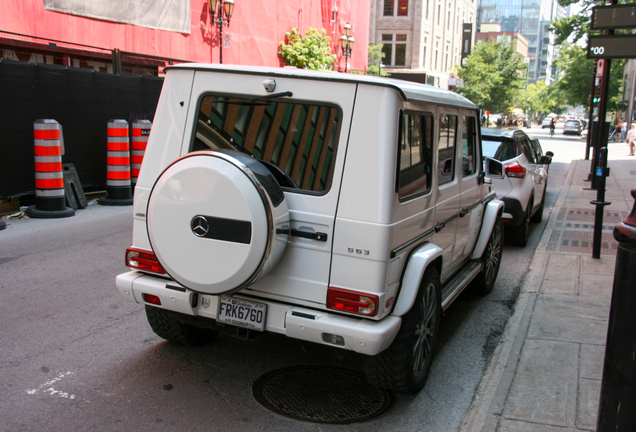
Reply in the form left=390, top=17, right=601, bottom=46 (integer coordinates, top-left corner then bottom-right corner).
left=208, top=0, right=235, bottom=64
left=340, top=23, right=354, bottom=72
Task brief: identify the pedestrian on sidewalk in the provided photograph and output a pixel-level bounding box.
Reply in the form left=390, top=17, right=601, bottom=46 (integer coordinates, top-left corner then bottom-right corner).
left=627, top=123, right=636, bottom=156
left=615, top=118, right=622, bottom=142
left=621, top=119, right=628, bottom=142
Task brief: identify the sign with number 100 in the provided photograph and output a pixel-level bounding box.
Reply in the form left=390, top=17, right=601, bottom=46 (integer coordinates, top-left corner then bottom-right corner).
left=590, top=46, right=605, bottom=56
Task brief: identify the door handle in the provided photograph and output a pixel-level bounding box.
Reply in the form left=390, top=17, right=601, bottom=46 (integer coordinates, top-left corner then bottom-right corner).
left=276, top=229, right=328, bottom=242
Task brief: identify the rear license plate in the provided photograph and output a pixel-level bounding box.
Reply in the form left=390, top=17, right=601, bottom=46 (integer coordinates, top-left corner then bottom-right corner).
left=217, top=296, right=267, bottom=331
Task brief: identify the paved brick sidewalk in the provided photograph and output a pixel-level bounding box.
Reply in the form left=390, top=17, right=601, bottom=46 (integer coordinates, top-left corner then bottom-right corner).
left=461, top=150, right=636, bottom=432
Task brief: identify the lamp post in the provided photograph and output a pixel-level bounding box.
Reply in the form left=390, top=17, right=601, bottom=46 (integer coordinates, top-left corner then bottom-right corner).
left=340, top=23, right=354, bottom=72
left=208, top=0, right=235, bottom=64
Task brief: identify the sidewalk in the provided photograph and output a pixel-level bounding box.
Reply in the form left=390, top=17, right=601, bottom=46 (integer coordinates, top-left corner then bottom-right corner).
left=461, top=150, right=636, bottom=432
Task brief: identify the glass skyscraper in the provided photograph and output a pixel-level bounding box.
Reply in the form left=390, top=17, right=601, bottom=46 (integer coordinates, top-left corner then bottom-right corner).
left=477, top=0, right=566, bottom=84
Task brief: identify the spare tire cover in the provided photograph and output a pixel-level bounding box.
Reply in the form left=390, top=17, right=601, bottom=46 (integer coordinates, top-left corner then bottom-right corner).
left=147, top=150, right=289, bottom=295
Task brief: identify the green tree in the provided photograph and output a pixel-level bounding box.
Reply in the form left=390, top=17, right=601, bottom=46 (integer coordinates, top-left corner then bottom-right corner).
left=278, top=27, right=337, bottom=70
left=456, top=40, right=526, bottom=113
left=551, top=0, right=595, bottom=45
left=367, top=43, right=389, bottom=76
left=513, top=80, right=560, bottom=118
left=553, top=43, right=625, bottom=112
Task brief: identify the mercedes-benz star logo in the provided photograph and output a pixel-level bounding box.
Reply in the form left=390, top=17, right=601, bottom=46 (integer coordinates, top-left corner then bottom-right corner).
left=191, top=215, right=209, bottom=237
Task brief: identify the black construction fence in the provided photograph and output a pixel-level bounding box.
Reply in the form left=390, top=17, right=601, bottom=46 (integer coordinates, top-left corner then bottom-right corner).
left=0, top=59, right=164, bottom=208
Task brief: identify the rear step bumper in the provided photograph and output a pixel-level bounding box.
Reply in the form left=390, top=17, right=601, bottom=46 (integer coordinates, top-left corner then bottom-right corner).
left=116, top=271, right=401, bottom=356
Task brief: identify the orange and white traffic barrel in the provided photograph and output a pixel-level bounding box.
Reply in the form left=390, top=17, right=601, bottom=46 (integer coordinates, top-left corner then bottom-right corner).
left=26, top=119, right=75, bottom=218
left=131, top=120, right=151, bottom=186
left=99, top=119, right=133, bottom=206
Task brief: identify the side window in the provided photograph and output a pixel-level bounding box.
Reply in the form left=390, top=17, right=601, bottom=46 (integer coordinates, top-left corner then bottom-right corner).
left=521, top=138, right=536, bottom=163
left=398, top=112, right=433, bottom=200
left=461, top=116, right=477, bottom=176
left=532, top=140, right=543, bottom=161
left=438, top=114, right=458, bottom=185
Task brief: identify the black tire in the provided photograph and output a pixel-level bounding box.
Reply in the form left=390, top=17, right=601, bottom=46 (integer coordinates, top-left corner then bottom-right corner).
left=471, top=218, right=504, bottom=295
left=511, top=200, right=531, bottom=247
left=363, top=268, right=442, bottom=394
left=531, top=187, right=546, bottom=223
left=145, top=305, right=218, bottom=346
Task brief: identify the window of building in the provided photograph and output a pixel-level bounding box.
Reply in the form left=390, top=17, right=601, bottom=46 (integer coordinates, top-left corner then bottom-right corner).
left=398, top=0, right=408, bottom=16
left=382, top=34, right=407, bottom=66
left=398, top=111, right=434, bottom=200
left=383, top=0, right=408, bottom=17
left=437, top=114, right=457, bottom=185
left=423, top=36, right=428, bottom=68
left=461, top=116, right=477, bottom=176
left=193, top=95, right=341, bottom=192
left=437, top=4, right=442, bottom=25
left=384, top=0, right=393, bottom=16
left=435, top=40, right=439, bottom=70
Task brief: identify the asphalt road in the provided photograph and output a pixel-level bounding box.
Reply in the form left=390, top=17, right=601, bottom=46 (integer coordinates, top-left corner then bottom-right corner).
left=0, top=124, right=586, bottom=432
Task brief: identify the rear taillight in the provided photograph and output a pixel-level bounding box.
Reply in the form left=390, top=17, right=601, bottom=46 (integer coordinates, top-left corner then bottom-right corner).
left=505, top=162, right=526, bottom=178
left=125, top=248, right=165, bottom=274
left=326, top=287, right=378, bottom=317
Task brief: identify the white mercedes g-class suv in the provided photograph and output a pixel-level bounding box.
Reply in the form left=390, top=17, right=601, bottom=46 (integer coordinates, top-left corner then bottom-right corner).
left=116, top=64, right=505, bottom=393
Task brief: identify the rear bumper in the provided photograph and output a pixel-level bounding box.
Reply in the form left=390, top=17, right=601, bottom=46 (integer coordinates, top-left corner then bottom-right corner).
left=116, top=271, right=401, bottom=356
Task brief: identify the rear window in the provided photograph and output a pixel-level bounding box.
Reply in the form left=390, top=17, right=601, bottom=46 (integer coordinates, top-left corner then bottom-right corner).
left=566, top=120, right=579, bottom=126
left=482, top=139, right=519, bottom=161
left=192, top=94, right=341, bottom=193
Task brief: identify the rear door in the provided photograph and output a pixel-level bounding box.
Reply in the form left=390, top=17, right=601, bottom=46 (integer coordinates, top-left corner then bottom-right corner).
left=454, top=112, right=484, bottom=261
left=186, top=71, right=358, bottom=305
left=432, top=110, right=461, bottom=279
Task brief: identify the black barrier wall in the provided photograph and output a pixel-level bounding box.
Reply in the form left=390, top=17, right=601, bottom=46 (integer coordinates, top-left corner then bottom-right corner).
left=0, top=60, right=163, bottom=198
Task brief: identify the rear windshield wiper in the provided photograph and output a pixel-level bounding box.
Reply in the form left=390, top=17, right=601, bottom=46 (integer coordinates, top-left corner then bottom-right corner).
left=258, top=91, right=293, bottom=99
left=224, top=91, right=294, bottom=105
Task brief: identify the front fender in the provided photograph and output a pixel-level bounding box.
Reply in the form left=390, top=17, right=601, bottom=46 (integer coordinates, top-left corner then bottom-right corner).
left=391, top=243, right=443, bottom=317
left=471, top=198, right=504, bottom=259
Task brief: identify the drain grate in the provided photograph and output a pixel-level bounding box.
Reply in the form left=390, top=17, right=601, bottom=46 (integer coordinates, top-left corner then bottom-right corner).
left=555, top=207, right=627, bottom=225
left=546, top=229, right=618, bottom=254
left=252, top=366, right=393, bottom=424
left=547, top=207, right=628, bottom=254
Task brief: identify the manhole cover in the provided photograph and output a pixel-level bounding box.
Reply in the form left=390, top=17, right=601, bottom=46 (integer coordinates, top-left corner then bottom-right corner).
left=252, top=366, right=394, bottom=424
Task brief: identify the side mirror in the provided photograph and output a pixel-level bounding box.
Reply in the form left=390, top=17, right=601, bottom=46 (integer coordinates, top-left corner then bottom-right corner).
left=540, top=155, right=552, bottom=165
left=546, top=151, right=554, bottom=157
left=484, top=157, right=504, bottom=179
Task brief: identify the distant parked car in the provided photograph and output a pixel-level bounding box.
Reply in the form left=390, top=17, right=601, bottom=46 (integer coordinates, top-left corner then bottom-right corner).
left=482, top=129, right=554, bottom=246
left=541, top=118, right=553, bottom=128
left=563, top=119, right=582, bottom=135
